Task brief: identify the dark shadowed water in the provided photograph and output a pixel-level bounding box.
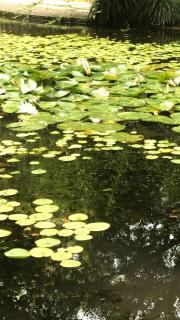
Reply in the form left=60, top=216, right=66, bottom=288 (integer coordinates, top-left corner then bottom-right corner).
left=0, top=20, right=180, bottom=320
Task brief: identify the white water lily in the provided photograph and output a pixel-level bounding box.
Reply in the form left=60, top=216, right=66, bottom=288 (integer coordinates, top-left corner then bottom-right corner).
left=18, top=102, right=38, bottom=115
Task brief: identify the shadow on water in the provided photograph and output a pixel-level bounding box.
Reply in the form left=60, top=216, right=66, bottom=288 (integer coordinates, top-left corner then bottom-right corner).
left=0, top=18, right=180, bottom=43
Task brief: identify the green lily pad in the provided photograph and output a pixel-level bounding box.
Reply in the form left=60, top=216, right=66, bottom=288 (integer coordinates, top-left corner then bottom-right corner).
left=66, top=246, right=84, bottom=254
left=75, top=234, right=93, bottom=241
left=0, top=214, right=8, bottom=221
left=63, top=222, right=86, bottom=230
left=30, top=247, right=54, bottom=258
left=8, top=214, right=28, bottom=221
left=0, top=204, right=14, bottom=213
left=35, top=237, right=60, bottom=248
left=85, top=222, right=110, bottom=232
left=58, top=229, right=74, bottom=237
left=31, top=169, right=47, bottom=175
left=40, top=228, right=58, bottom=236
left=51, top=251, right=72, bottom=261
left=16, top=218, right=36, bottom=226
left=35, top=204, right=59, bottom=213
left=29, top=213, right=53, bottom=221
left=171, top=159, right=180, bottom=164
left=35, top=221, right=56, bottom=229
left=60, top=260, right=81, bottom=268
left=33, top=198, right=53, bottom=205
left=4, top=248, right=30, bottom=259
left=0, top=189, right=18, bottom=196
left=68, top=213, right=88, bottom=221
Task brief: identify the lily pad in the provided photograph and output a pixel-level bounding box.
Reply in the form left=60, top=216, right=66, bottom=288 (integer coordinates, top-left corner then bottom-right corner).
left=75, top=234, right=93, bottom=241
left=60, top=260, right=81, bottom=268
left=51, top=251, right=72, bottom=261
left=31, top=169, right=47, bottom=175
left=35, top=237, right=60, bottom=248
left=68, top=213, right=88, bottom=221
left=58, top=229, right=74, bottom=237
left=30, top=247, right=54, bottom=258
left=4, top=248, right=30, bottom=259
left=0, top=204, right=14, bottom=213
left=29, top=213, right=53, bottom=221
left=33, top=198, right=53, bottom=205
left=66, top=246, right=84, bottom=254
left=8, top=214, right=28, bottom=221
left=40, top=228, right=58, bottom=236
left=0, top=214, right=8, bottom=221
left=35, top=205, right=59, bottom=213
left=35, top=221, right=56, bottom=229
left=0, top=189, right=18, bottom=196
left=63, top=222, right=86, bottom=230
left=85, top=222, right=110, bottom=232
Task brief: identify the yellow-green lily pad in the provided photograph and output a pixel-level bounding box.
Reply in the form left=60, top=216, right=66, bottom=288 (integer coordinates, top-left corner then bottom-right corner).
left=29, top=213, right=53, bottom=221
left=40, top=228, right=58, bottom=236
left=30, top=247, right=54, bottom=258
left=35, top=204, right=59, bottom=213
left=51, top=251, right=72, bottom=261
left=5, top=248, right=30, bottom=259
left=0, top=204, right=14, bottom=213
left=8, top=214, right=28, bottom=221
left=75, top=234, right=93, bottom=241
left=35, top=237, right=60, bottom=248
left=0, top=189, right=18, bottom=196
left=66, top=246, right=84, bottom=254
left=33, top=198, right=53, bottom=205
left=63, top=222, right=86, bottom=230
left=60, top=260, right=81, bottom=268
left=85, top=222, right=110, bottom=232
left=68, top=213, right=88, bottom=221
left=35, top=221, right=56, bottom=229
left=58, top=229, right=74, bottom=237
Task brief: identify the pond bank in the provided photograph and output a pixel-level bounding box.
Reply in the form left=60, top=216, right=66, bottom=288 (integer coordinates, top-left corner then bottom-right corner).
left=0, top=0, right=90, bottom=24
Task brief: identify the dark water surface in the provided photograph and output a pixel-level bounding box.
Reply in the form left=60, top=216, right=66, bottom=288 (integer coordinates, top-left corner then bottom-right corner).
left=0, top=21, right=180, bottom=320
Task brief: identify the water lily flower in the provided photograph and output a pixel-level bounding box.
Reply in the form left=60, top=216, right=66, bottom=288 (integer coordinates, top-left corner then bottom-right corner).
left=18, top=102, right=38, bottom=115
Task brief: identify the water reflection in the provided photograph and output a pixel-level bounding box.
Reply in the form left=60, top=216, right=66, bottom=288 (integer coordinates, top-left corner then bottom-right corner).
left=0, top=127, right=179, bottom=319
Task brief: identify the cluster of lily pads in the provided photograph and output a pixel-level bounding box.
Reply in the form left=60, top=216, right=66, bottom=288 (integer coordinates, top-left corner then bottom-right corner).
left=0, top=190, right=110, bottom=267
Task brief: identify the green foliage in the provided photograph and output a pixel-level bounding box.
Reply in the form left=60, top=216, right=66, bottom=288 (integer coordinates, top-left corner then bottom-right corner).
left=88, top=0, right=180, bottom=26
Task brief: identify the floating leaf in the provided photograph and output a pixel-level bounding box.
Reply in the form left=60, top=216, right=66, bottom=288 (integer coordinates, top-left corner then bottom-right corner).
left=60, top=260, right=81, bottom=268
left=58, top=229, right=74, bottom=237
left=74, top=228, right=90, bottom=236
left=63, top=222, right=86, bottom=230
left=33, top=198, right=53, bottom=205
left=30, top=247, right=54, bottom=258
left=20, top=78, right=37, bottom=94
left=4, top=248, right=30, bottom=259
left=16, top=218, right=36, bottom=226
left=31, top=169, right=47, bottom=175
left=40, top=229, right=58, bottom=237
left=7, top=201, right=21, bottom=207
left=66, top=246, right=84, bottom=254
left=8, top=214, right=28, bottom=221
left=85, top=222, right=110, bottom=232
left=35, top=221, right=56, bottom=229
left=0, top=214, right=8, bottom=221
left=29, top=213, right=53, bottom=221
left=75, top=234, right=93, bottom=241
left=35, top=205, right=59, bottom=213
left=171, top=159, right=180, bottom=164
left=35, top=237, right=60, bottom=248
left=51, top=251, right=72, bottom=261
left=68, top=213, right=88, bottom=221
left=0, top=204, right=14, bottom=213
left=0, top=189, right=18, bottom=196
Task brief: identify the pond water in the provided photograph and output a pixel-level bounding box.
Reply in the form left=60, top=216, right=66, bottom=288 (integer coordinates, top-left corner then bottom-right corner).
left=0, top=20, right=180, bottom=320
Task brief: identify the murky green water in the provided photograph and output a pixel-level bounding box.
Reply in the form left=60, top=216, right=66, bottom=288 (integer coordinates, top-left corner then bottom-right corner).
left=0, top=20, right=180, bottom=320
